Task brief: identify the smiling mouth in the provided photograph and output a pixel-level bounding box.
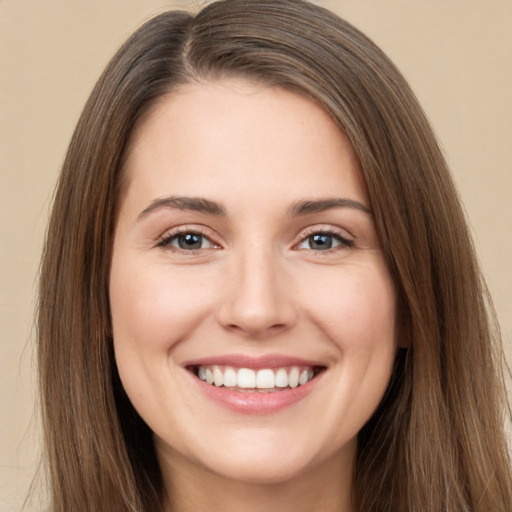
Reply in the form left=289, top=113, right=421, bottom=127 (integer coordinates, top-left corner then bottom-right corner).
left=188, top=365, right=325, bottom=393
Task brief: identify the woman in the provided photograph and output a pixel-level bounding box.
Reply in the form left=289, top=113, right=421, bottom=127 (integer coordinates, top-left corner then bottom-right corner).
left=37, top=0, right=512, bottom=511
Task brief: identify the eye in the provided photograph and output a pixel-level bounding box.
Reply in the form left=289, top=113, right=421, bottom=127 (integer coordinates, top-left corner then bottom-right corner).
left=158, top=231, right=217, bottom=251
left=296, top=231, right=353, bottom=251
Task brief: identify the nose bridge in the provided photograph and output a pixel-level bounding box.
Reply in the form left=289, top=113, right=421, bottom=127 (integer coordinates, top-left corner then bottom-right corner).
left=216, top=239, right=295, bottom=336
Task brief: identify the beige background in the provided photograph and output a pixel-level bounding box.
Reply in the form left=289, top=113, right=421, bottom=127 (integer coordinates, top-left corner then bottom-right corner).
left=1, top=1, right=511, bottom=510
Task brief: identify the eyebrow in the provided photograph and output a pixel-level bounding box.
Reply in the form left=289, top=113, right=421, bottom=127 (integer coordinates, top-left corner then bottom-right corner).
left=287, top=198, right=372, bottom=216
left=138, top=196, right=226, bottom=219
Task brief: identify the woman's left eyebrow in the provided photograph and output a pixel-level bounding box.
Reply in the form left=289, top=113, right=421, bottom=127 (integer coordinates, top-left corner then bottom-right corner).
left=287, top=198, right=372, bottom=216
left=137, top=196, right=226, bottom=219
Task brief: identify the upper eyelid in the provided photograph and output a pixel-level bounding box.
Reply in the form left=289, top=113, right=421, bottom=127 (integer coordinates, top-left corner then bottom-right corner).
left=296, top=224, right=354, bottom=240
left=159, top=224, right=217, bottom=239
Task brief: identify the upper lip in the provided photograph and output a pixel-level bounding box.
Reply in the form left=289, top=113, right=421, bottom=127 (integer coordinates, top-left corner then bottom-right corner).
left=183, top=353, right=326, bottom=369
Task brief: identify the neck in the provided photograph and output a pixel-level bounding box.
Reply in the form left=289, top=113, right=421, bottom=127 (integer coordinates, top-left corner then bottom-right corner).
left=158, top=444, right=355, bottom=512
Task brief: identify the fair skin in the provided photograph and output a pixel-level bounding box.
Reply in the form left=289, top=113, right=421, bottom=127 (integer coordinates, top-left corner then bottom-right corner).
left=109, top=79, right=397, bottom=512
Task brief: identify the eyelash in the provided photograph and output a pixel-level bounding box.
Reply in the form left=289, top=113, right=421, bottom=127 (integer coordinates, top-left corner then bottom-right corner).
left=295, top=227, right=355, bottom=253
left=157, top=227, right=355, bottom=253
left=157, top=227, right=219, bottom=253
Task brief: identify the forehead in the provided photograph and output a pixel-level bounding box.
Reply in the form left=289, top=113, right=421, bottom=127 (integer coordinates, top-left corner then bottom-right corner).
left=121, top=78, right=368, bottom=214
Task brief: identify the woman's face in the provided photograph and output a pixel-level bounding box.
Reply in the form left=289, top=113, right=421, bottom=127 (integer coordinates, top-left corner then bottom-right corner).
left=110, top=79, right=397, bottom=485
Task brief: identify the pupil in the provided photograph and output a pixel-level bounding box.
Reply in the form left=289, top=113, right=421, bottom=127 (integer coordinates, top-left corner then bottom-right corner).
left=310, top=234, right=332, bottom=250
left=178, top=233, right=202, bottom=250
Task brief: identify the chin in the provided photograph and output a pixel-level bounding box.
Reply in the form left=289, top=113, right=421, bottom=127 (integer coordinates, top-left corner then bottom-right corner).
left=174, top=429, right=355, bottom=487
left=201, top=455, right=318, bottom=486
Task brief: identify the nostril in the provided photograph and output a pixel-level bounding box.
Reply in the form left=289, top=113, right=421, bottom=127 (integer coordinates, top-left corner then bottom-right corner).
left=223, top=322, right=289, bottom=340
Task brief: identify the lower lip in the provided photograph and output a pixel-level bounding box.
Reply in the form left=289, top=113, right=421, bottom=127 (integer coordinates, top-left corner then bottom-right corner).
left=188, top=370, right=324, bottom=414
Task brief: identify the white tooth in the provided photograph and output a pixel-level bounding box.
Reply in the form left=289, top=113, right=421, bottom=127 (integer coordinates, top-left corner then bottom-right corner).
left=256, top=369, right=275, bottom=389
left=299, top=369, right=309, bottom=386
left=224, top=367, right=237, bottom=387
left=308, top=368, right=315, bottom=381
left=198, top=367, right=206, bottom=381
left=275, top=368, right=288, bottom=388
left=288, top=367, right=300, bottom=388
left=205, top=368, right=214, bottom=385
left=213, top=366, right=223, bottom=387
left=237, top=368, right=256, bottom=388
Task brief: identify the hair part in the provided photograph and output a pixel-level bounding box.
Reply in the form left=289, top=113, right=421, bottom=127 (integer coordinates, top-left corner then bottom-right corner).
left=37, top=1, right=512, bottom=511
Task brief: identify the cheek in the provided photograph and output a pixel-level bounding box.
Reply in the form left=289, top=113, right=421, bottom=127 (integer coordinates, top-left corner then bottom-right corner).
left=109, top=259, right=217, bottom=351
left=305, top=263, right=396, bottom=352
left=109, top=257, right=220, bottom=421
left=299, top=262, right=397, bottom=440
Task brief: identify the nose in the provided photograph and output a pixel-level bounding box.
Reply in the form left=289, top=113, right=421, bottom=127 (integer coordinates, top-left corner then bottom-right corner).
left=216, top=247, right=298, bottom=338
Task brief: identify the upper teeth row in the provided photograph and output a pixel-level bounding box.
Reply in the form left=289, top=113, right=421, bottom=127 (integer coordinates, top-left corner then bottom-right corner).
left=196, top=366, right=315, bottom=389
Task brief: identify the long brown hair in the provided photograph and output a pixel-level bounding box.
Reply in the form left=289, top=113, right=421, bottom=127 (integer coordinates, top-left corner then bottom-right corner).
left=37, top=1, right=512, bottom=510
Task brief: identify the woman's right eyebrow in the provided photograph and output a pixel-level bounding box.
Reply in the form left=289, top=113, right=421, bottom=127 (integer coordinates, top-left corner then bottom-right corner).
left=137, top=196, right=227, bottom=219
